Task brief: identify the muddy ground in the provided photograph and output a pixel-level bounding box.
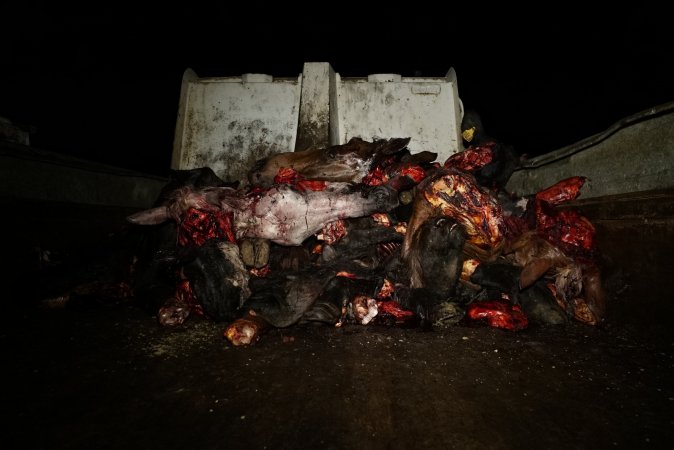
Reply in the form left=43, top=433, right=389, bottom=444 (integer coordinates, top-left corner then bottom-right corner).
left=2, top=198, right=674, bottom=450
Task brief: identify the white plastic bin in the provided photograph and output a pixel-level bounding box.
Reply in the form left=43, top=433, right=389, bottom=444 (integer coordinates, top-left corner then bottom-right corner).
left=171, top=63, right=464, bottom=185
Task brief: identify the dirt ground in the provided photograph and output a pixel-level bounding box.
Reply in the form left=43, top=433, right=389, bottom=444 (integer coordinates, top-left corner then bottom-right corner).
left=4, top=291, right=673, bottom=450
left=3, top=197, right=674, bottom=450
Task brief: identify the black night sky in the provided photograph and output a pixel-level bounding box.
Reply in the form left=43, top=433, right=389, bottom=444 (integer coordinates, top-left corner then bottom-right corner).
left=3, top=4, right=674, bottom=177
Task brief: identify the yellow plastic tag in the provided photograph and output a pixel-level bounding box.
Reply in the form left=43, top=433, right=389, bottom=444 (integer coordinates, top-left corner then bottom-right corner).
left=462, top=127, right=475, bottom=142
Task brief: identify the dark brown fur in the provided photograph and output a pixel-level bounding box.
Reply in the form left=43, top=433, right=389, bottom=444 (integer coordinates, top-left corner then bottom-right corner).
left=504, top=231, right=606, bottom=324
left=247, top=137, right=411, bottom=187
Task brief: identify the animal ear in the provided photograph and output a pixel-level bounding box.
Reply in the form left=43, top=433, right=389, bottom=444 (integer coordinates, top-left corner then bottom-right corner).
left=582, top=264, right=606, bottom=322
left=519, top=258, right=553, bottom=289
left=377, top=137, right=411, bottom=155
left=127, top=206, right=170, bottom=225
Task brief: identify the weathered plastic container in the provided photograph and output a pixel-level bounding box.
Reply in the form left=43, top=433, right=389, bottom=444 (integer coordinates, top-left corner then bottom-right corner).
left=171, top=62, right=463, bottom=184
left=170, top=70, right=302, bottom=184
left=334, top=71, right=462, bottom=161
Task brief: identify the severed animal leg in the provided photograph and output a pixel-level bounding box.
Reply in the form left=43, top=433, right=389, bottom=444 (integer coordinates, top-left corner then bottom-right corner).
left=224, top=311, right=270, bottom=346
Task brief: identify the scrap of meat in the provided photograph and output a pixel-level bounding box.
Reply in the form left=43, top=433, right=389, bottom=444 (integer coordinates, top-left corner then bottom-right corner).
left=127, top=182, right=399, bottom=246
left=444, top=143, right=494, bottom=172
left=126, top=167, right=236, bottom=316
left=372, top=300, right=417, bottom=326
left=349, top=295, right=379, bottom=325
left=362, top=149, right=437, bottom=192
left=451, top=142, right=519, bottom=193
left=535, top=176, right=587, bottom=206
left=469, top=260, right=568, bottom=325
left=177, top=207, right=236, bottom=247
left=536, top=204, right=597, bottom=263
left=465, top=299, right=529, bottom=331
left=403, top=168, right=506, bottom=263
left=535, top=176, right=597, bottom=262
left=224, top=311, right=270, bottom=346
left=444, top=109, right=520, bottom=192
left=272, top=167, right=327, bottom=192
left=247, top=137, right=412, bottom=187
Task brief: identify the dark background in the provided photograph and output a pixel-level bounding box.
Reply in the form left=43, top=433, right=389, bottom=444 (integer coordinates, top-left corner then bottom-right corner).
left=2, top=4, right=673, bottom=177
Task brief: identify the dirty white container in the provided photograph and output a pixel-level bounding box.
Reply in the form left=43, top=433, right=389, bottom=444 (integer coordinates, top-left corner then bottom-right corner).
left=171, top=63, right=464, bottom=185
left=171, top=69, right=302, bottom=184
left=334, top=69, right=463, bottom=164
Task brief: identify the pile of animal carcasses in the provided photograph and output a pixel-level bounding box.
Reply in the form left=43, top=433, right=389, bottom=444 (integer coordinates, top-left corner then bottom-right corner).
left=126, top=134, right=605, bottom=346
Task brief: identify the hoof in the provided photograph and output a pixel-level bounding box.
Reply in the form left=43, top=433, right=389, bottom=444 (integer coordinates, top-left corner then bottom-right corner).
left=369, top=185, right=399, bottom=210
left=399, top=190, right=414, bottom=205
left=430, top=302, right=465, bottom=328
left=240, top=238, right=270, bottom=268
